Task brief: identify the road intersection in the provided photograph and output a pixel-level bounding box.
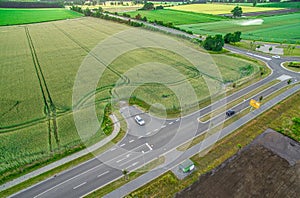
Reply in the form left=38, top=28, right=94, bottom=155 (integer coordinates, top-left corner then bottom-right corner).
left=7, top=20, right=300, bottom=198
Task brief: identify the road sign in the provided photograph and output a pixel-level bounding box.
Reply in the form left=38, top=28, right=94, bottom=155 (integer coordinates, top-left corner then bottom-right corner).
left=249, top=99, right=261, bottom=109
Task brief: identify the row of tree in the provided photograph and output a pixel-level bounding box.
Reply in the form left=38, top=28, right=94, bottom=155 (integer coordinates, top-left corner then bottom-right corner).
left=203, top=31, right=242, bottom=51
left=70, top=6, right=144, bottom=27
left=0, top=1, right=64, bottom=8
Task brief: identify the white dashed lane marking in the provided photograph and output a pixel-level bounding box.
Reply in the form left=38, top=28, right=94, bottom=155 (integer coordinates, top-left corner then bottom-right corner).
left=97, top=171, right=109, bottom=178
left=129, top=139, right=134, bottom=143
left=73, top=182, right=87, bottom=190
left=120, top=143, right=125, bottom=147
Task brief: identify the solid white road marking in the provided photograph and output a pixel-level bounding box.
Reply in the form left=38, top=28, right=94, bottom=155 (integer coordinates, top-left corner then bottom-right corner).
left=161, top=125, right=166, bottom=128
left=129, top=139, right=134, bottom=143
left=146, top=143, right=153, bottom=151
left=146, top=132, right=151, bottom=135
left=154, top=128, right=159, bottom=132
left=176, top=118, right=180, bottom=122
left=73, top=182, right=87, bottom=190
left=97, top=170, right=109, bottom=178
left=120, top=143, right=125, bottom=147
left=110, top=148, right=116, bottom=151
left=169, top=122, right=173, bottom=125
left=33, top=164, right=103, bottom=198
left=138, top=136, right=143, bottom=139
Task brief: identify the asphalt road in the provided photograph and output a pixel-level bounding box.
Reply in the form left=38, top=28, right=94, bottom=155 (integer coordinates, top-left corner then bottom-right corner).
left=9, top=20, right=300, bottom=198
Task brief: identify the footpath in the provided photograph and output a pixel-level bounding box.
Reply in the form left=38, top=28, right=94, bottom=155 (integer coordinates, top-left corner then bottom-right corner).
left=0, top=115, right=120, bottom=192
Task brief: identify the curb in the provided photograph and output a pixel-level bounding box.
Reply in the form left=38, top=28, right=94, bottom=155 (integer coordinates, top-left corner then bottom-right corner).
left=0, top=114, right=120, bottom=192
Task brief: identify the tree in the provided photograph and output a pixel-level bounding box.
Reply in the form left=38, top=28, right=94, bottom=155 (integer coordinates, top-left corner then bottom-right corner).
left=135, top=13, right=142, bottom=20
left=224, top=31, right=242, bottom=44
left=122, top=169, right=128, bottom=180
left=203, top=34, right=224, bottom=51
left=141, top=2, right=154, bottom=10
left=224, top=33, right=233, bottom=44
left=84, top=7, right=92, bottom=16
left=269, top=46, right=273, bottom=53
left=232, top=31, right=242, bottom=43
left=253, top=0, right=257, bottom=7
left=231, top=6, right=243, bottom=18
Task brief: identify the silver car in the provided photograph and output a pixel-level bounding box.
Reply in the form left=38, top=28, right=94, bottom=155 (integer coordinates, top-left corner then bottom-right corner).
left=134, top=115, right=145, bottom=126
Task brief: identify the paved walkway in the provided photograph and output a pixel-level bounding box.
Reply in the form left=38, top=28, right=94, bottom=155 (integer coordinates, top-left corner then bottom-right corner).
left=104, top=84, right=300, bottom=198
left=0, top=114, right=120, bottom=191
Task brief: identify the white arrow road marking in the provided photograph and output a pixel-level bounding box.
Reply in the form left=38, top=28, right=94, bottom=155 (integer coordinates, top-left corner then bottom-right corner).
left=97, top=170, right=109, bottom=178
left=146, top=143, right=153, bottom=151
left=110, top=148, right=116, bottom=151
left=73, top=182, right=87, bottom=190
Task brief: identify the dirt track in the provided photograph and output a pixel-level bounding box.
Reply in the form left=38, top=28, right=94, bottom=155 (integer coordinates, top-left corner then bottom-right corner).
left=176, top=129, right=300, bottom=198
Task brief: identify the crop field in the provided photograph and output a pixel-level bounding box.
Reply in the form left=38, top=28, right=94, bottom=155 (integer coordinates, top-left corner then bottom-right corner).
left=126, top=9, right=226, bottom=25
left=0, top=17, right=262, bottom=181
left=0, top=8, right=83, bottom=26
left=168, top=3, right=283, bottom=15
left=179, top=13, right=300, bottom=44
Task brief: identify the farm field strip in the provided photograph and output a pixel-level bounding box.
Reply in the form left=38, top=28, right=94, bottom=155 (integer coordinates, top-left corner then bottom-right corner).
left=0, top=8, right=83, bottom=26
left=0, top=17, right=265, bottom=182
left=168, top=3, right=284, bottom=15
left=126, top=9, right=226, bottom=25
left=178, top=13, right=300, bottom=43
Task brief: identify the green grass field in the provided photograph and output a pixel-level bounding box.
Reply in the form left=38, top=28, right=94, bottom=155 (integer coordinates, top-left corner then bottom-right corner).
left=126, top=9, right=226, bottom=25
left=0, top=8, right=83, bottom=26
left=168, top=3, right=283, bottom=15
left=179, top=13, right=300, bottom=44
left=0, top=17, right=263, bottom=182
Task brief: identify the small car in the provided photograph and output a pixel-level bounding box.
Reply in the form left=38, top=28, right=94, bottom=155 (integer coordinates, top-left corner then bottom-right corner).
left=272, top=55, right=280, bottom=59
left=134, top=115, right=145, bottom=126
left=226, top=110, right=235, bottom=117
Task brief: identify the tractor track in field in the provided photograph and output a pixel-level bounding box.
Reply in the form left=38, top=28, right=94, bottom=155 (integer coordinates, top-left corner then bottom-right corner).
left=24, top=26, right=60, bottom=151
left=80, top=19, right=224, bottom=83
left=52, top=24, right=129, bottom=85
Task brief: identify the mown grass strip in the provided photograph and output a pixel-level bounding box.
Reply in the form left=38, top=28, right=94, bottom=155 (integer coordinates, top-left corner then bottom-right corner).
left=127, top=90, right=300, bottom=197
left=199, top=79, right=280, bottom=122
left=178, top=81, right=294, bottom=151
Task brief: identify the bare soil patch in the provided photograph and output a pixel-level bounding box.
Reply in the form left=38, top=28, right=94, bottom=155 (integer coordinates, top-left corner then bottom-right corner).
left=176, top=129, right=300, bottom=198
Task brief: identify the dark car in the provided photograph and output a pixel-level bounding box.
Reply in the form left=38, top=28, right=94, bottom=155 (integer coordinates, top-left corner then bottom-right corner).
left=226, top=110, right=235, bottom=117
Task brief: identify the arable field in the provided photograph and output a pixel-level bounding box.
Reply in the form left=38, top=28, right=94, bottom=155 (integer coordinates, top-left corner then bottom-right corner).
left=0, top=8, right=83, bottom=26
left=0, top=17, right=263, bottom=184
left=179, top=13, right=300, bottom=44
left=126, top=9, right=226, bottom=25
left=168, top=3, right=283, bottom=15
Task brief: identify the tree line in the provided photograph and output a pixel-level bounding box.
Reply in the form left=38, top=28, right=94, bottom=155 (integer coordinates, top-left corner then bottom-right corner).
left=0, top=1, right=64, bottom=8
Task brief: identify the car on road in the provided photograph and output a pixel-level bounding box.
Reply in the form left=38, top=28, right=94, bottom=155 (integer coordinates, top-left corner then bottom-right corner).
left=272, top=55, right=281, bottom=59
left=226, top=110, right=235, bottom=117
left=134, top=115, right=145, bottom=126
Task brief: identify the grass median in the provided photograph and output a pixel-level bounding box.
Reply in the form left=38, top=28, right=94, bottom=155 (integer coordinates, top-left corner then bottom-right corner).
left=126, top=89, right=300, bottom=197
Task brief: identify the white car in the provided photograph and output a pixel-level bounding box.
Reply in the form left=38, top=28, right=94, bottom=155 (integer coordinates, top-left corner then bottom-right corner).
left=272, top=55, right=281, bottom=59
left=134, top=115, right=145, bottom=126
